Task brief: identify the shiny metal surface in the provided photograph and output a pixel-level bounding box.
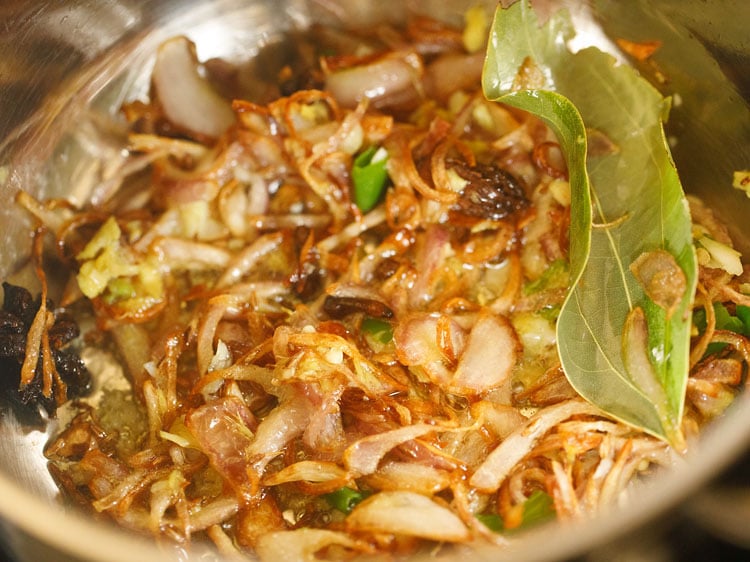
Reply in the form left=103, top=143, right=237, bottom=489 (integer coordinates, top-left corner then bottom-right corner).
left=0, top=1, right=749, bottom=561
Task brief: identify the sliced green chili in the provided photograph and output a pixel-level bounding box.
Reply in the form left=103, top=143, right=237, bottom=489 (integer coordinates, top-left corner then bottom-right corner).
left=520, top=490, right=555, bottom=527
left=522, top=259, right=568, bottom=296
left=361, top=317, right=393, bottom=344
left=693, top=302, right=748, bottom=335
left=476, top=513, right=505, bottom=532
left=103, top=278, right=136, bottom=304
left=538, top=303, right=562, bottom=322
left=324, top=486, right=366, bottom=513
left=692, top=302, right=750, bottom=357
left=476, top=490, right=555, bottom=534
left=736, top=305, right=750, bottom=334
left=715, top=303, right=745, bottom=334
left=352, top=145, right=389, bottom=212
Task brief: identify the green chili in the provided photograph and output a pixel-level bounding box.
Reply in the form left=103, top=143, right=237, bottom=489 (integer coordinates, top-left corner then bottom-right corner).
left=736, top=305, right=750, bottom=334
left=476, top=490, right=555, bottom=534
left=522, top=259, right=568, bottom=296
left=693, top=302, right=749, bottom=335
left=361, top=317, right=393, bottom=344
left=520, top=490, right=555, bottom=527
left=352, top=145, right=389, bottom=212
left=693, top=302, right=750, bottom=357
left=475, top=513, right=504, bottom=532
left=324, top=486, right=366, bottom=513
left=103, top=278, right=136, bottom=304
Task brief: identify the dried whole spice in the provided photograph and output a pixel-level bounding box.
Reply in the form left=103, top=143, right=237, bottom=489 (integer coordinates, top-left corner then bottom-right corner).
left=0, top=282, right=91, bottom=418
left=449, top=159, right=529, bottom=222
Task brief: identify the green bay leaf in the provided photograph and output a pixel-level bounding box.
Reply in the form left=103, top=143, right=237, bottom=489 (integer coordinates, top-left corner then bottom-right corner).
left=483, top=1, right=697, bottom=446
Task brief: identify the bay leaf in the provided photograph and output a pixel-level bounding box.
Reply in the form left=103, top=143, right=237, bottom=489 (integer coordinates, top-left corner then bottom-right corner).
left=483, top=1, right=697, bottom=446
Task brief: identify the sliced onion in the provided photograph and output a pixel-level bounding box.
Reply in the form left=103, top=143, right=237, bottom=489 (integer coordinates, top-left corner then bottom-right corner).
left=450, top=312, right=519, bottom=394
left=157, top=177, right=222, bottom=207
left=152, top=36, right=235, bottom=138
left=598, top=439, right=674, bottom=508
left=128, top=133, right=209, bottom=160
left=470, top=399, right=602, bottom=492
left=326, top=281, right=389, bottom=302
left=217, top=175, right=269, bottom=238
left=235, top=494, right=285, bottom=549
left=284, top=331, right=397, bottom=396
left=216, top=232, right=284, bottom=288
left=153, top=237, right=232, bottom=270
left=20, top=304, right=50, bottom=388
left=77, top=449, right=129, bottom=500
left=410, top=225, right=452, bottom=306
left=394, top=313, right=465, bottom=385
left=551, top=459, right=580, bottom=518
left=92, top=468, right=169, bottom=514
left=470, top=401, right=526, bottom=440
left=245, top=394, right=316, bottom=473
left=514, top=365, right=579, bottom=406
left=197, top=293, right=247, bottom=377
left=255, top=529, right=365, bottom=562
left=206, top=525, right=245, bottom=559
left=315, top=207, right=387, bottom=254
left=363, top=461, right=451, bottom=495
left=343, top=423, right=440, bottom=477
left=325, top=51, right=424, bottom=109
left=711, top=330, right=750, bottom=366
left=185, top=396, right=258, bottom=501
left=425, top=51, right=485, bottom=101
left=245, top=213, right=332, bottom=231
left=346, top=491, right=470, bottom=542
left=14, top=190, right=73, bottom=236
left=148, top=470, right=188, bottom=535
left=187, top=496, right=239, bottom=533
left=687, top=358, right=742, bottom=421
left=263, top=460, right=351, bottom=488
left=302, top=385, right=347, bottom=457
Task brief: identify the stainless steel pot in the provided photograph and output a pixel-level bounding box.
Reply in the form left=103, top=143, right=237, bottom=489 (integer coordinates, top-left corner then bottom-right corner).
left=0, top=1, right=748, bottom=561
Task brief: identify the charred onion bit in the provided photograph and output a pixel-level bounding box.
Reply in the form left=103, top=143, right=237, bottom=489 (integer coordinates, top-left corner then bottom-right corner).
left=449, top=160, right=529, bottom=221
left=0, top=282, right=90, bottom=417
left=323, top=296, right=395, bottom=320
left=289, top=228, right=324, bottom=300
